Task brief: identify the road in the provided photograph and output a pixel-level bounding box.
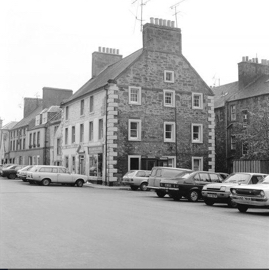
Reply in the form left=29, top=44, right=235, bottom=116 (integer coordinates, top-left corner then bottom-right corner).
left=0, top=177, right=268, bottom=268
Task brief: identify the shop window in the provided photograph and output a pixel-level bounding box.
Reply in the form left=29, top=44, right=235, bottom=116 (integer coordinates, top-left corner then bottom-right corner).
left=89, top=153, right=103, bottom=177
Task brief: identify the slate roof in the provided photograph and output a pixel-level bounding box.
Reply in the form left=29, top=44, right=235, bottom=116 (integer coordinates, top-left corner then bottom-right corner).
left=1, top=121, right=18, bottom=130
left=13, top=105, right=43, bottom=129
left=213, top=74, right=269, bottom=108
left=63, top=49, right=144, bottom=104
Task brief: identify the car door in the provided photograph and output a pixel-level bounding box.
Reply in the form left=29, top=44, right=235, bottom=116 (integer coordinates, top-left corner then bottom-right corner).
left=57, top=167, right=73, bottom=183
left=195, top=173, right=210, bottom=190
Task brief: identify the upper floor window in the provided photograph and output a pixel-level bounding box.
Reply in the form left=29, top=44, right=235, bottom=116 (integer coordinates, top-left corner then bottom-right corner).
left=192, top=93, right=203, bottom=109
left=231, top=135, right=236, bottom=150
left=35, top=115, right=40, bottom=126
left=230, top=105, right=236, bottom=121
left=80, top=124, right=84, bottom=143
left=192, top=124, right=203, bottom=143
left=98, top=119, right=103, bottom=140
left=128, top=119, right=141, bottom=141
left=65, top=128, right=68, bottom=145
left=37, top=132, right=40, bottom=146
left=72, top=126, right=75, bottom=143
left=80, top=100, right=84, bottom=115
left=192, top=157, right=203, bottom=171
left=164, top=70, right=174, bottom=83
left=129, top=86, right=141, bottom=105
left=242, top=110, right=248, bottom=127
left=57, top=138, right=61, bottom=155
left=89, top=96, right=94, bottom=113
left=164, top=122, right=175, bottom=142
left=65, top=106, right=69, bottom=120
left=29, top=133, right=32, bottom=147
left=89, top=121, right=93, bottom=141
left=163, top=90, right=175, bottom=107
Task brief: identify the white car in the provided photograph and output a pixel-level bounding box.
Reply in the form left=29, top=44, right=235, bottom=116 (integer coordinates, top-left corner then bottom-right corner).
left=201, top=172, right=267, bottom=207
left=230, top=175, right=269, bottom=213
left=122, top=170, right=151, bottom=191
left=17, top=165, right=34, bottom=181
left=26, top=165, right=89, bottom=187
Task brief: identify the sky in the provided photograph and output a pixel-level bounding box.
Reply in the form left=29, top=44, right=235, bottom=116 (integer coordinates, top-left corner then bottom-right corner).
left=1, top=0, right=269, bottom=125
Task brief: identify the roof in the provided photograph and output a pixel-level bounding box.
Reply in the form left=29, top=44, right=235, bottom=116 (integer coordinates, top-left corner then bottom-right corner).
left=63, top=48, right=143, bottom=104
left=47, top=106, right=61, bottom=113
left=13, top=105, right=43, bottom=129
left=1, top=121, right=18, bottom=130
left=213, top=75, right=269, bottom=108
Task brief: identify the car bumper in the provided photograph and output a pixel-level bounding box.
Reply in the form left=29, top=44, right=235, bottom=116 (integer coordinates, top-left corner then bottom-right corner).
left=202, top=191, right=230, bottom=202
left=231, top=195, right=269, bottom=207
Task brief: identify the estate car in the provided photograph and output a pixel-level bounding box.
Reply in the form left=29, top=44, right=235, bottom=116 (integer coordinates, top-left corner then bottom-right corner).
left=122, top=170, right=151, bottom=191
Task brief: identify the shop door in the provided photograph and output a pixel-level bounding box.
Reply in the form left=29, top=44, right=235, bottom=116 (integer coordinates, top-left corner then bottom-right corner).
left=79, top=155, right=85, bottom=175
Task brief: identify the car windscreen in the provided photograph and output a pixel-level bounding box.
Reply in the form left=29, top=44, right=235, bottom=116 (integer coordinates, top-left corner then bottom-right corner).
left=261, top=176, right=269, bottom=184
left=174, top=171, right=193, bottom=179
left=224, top=173, right=250, bottom=184
left=123, top=171, right=136, bottom=177
left=162, top=169, right=189, bottom=178
left=29, top=166, right=39, bottom=172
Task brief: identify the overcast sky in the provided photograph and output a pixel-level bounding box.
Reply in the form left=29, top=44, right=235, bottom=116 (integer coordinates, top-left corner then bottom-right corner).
left=1, top=0, right=268, bottom=125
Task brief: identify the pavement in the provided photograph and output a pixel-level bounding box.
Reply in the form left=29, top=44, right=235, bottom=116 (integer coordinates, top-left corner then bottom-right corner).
left=84, top=182, right=130, bottom=190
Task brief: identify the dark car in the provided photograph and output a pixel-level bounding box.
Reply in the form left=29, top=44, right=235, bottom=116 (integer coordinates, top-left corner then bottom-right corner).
left=160, top=171, right=223, bottom=202
left=1, top=165, right=25, bottom=179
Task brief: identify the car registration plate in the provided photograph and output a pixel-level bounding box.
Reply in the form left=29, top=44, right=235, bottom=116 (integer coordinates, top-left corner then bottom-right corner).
left=208, top=193, right=217, bottom=198
left=165, top=184, right=172, bottom=188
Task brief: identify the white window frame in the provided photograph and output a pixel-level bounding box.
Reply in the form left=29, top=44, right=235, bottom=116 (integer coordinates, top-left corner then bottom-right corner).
left=192, top=124, right=203, bottom=143
left=128, top=119, right=141, bottom=141
left=164, top=122, right=176, bottom=142
left=192, top=93, right=203, bottom=109
left=192, top=157, right=203, bottom=171
left=164, top=70, right=175, bottom=83
left=163, top=89, right=175, bottom=107
left=128, top=155, right=141, bottom=171
left=128, top=86, right=141, bottom=105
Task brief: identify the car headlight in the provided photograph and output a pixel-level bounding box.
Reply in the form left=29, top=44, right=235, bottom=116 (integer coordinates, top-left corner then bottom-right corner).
left=230, top=188, right=237, bottom=195
left=260, top=190, right=265, bottom=197
left=220, top=186, right=226, bottom=191
left=202, top=186, right=207, bottom=190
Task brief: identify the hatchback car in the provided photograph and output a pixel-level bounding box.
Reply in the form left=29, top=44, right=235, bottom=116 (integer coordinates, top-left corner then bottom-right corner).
left=160, top=171, right=223, bottom=202
left=230, top=175, right=269, bottom=213
left=122, top=170, right=151, bottom=191
left=202, top=172, right=267, bottom=207
left=0, top=165, right=24, bottom=179
left=17, top=165, right=34, bottom=181
left=26, top=165, right=89, bottom=187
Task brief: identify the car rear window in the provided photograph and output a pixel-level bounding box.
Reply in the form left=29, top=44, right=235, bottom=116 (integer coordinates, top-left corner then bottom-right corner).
left=162, top=169, right=185, bottom=178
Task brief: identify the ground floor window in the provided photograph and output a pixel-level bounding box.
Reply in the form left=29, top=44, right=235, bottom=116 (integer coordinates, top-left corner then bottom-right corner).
left=140, top=156, right=176, bottom=170
left=128, top=155, right=141, bottom=171
left=192, top=157, right=203, bottom=171
left=72, top=156, right=76, bottom=173
left=65, top=156, right=69, bottom=169
left=89, top=153, right=102, bottom=177
left=79, top=155, right=85, bottom=175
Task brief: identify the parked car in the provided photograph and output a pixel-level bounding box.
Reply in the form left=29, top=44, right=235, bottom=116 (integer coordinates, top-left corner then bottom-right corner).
left=147, top=167, right=193, bottom=198
left=230, top=175, right=269, bottom=213
left=122, top=170, right=151, bottom=191
left=26, top=165, right=89, bottom=187
left=202, top=172, right=267, bottom=207
left=160, top=171, right=224, bottom=202
left=17, top=165, right=34, bottom=181
left=0, top=164, right=25, bottom=179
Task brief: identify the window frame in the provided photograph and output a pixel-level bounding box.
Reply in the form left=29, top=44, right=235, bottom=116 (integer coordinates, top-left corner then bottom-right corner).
left=192, top=157, right=203, bottom=171
left=89, top=121, right=93, bottom=141
left=164, top=70, right=175, bottom=83
left=163, top=89, right=175, bottom=107
left=89, top=95, right=94, bottom=113
left=230, top=105, right=236, bottom=121
left=72, top=126, right=76, bottom=143
left=98, top=119, right=103, bottom=140
left=65, top=127, right=68, bottom=145
left=80, top=124, right=84, bottom=143
left=128, top=119, right=142, bottom=141
left=65, top=106, right=69, bottom=120
left=128, top=86, right=141, bottom=105
left=192, top=93, right=203, bottom=109
left=191, top=123, right=203, bottom=143
left=164, top=122, right=176, bottom=142
left=128, top=155, right=141, bottom=171
left=80, top=99, right=85, bottom=116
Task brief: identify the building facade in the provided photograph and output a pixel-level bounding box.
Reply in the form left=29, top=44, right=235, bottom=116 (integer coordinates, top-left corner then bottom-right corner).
left=61, top=17, right=215, bottom=185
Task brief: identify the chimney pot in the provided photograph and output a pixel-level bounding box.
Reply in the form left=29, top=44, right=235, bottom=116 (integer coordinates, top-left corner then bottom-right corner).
left=159, top=18, right=163, bottom=26
left=116, top=49, right=119, bottom=54
left=154, top=18, right=158, bottom=25
left=106, top=48, right=109, bottom=53
left=113, top=49, right=116, bottom=54
left=150, top=17, right=154, bottom=24
left=102, top=47, right=106, bottom=53
left=171, top=21, right=175, bottom=27
left=109, top=48, right=113, bottom=54
left=167, top=20, right=171, bottom=27
left=246, top=56, right=249, bottom=61
left=242, top=56, right=246, bottom=62
left=98, top=46, right=101, bottom=52
left=163, top=19, right=166, bottom=26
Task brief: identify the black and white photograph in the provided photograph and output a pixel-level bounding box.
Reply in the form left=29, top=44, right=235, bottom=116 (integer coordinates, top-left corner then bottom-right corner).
left=0, top=0, right=268, bottom=268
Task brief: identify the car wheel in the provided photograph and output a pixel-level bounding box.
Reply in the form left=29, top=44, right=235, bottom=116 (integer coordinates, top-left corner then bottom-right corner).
left=156, top=190, right=166, bottom=198
left=130, top=186, right=139, bottom=191
left=204, top=199, right=214, bottom=206
left=140, top=183, right=148, bottom=191
left=237, top=204, right=248, bottom=213
left=42, top=179, right=50, bottom=186
left=29, top=181, right=34, bottom=185
left=76, top=179, right=84, bottom=187
left=188, top=190, right=199, bottom=202
left=9, top=173, right=16, bottom=179
left=22, top=179, right=28, bottom=182
left=227, top=198, right=237, bottom=208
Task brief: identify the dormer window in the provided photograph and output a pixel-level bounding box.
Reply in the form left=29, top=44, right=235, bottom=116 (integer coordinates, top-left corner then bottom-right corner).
left=164, top=70, right=174, bottom=83
left=35, top=115, right=40, bottom=126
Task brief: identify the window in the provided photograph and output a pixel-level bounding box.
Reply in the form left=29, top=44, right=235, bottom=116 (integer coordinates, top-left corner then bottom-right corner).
left=164, top=70, right=174, bottom=83
left=192, top=93, right=203, bottom=109
left=231, top=135, right=236, bottom=150
left=80, top=124, right=84, bottom=143
left=89, top=121, right=93, bottom=141
left=242, top=142, right=248, bottom=155
left=33, top=133, right=36, bottom=147
left=128, top=155, right=141, bottom=171
left=80, top=100, right=84, bottom=115
left=54, top=125, right=59, bottom=134
left=98, top=119, right=103, bottom=140
left=242, top=110, right=248, bottom=127
left=37, top=132, right=40, bottom=146
left=35, top=115, right=40, bottom=126
left=72, top=126, right=75, bottom=143
left=29, top=133, right=32, bottom=147
left=65, top=106, right=69, bottom=120
left=163, top=90, right=175, bottom=107
left=89, top=96, right=94, bottom=113
left=23, top=138, right=25, bottom=150
left=192, top=124, right=203, bottom=143
left=192, top=157, right=203, bottom=171
left=129, top=86, right=141, bottom=105
left=39, top=167, right=53, bottom=173
left=65, top=128, right=68, bottom=145
left=230, top=105, right=236, bottom=121
left=57, top=138, right=61, bottom=155
left=128, top=119, right=141, bottom=141
left=65, top=156, right=69, bottom=169
left=164, top=122, right=175, bottom=142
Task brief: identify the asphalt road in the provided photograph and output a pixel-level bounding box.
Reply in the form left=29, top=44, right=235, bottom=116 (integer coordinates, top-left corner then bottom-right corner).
left=0, top=177, right=268, bottom=268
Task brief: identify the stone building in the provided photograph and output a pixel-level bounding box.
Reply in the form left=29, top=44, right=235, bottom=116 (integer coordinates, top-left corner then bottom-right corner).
left=61, top=17, right=215, bottom=185
left=7, top=87, right=72, bottom=165
left=213, top=56, right=269, bottom=173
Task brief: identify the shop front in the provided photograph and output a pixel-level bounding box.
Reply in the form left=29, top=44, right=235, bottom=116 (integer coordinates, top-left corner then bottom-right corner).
left=88, top=146, right=103, bottom=184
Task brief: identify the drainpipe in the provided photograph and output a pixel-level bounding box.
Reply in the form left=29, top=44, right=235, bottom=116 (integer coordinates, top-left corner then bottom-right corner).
left=175, top=105, right=178, bottom=167
left=105, top=84, right=108, bottom=186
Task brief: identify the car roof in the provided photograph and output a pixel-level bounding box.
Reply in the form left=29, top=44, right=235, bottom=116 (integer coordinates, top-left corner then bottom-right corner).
left=32, top=165, right=66, bottom=168
left=152, top=167, right=191, bottom=170
left=231, top=172, right=267, bottom=175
